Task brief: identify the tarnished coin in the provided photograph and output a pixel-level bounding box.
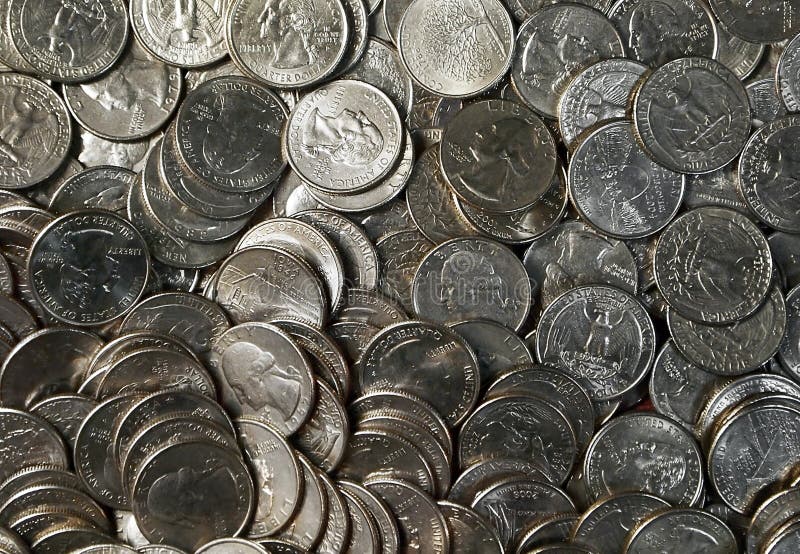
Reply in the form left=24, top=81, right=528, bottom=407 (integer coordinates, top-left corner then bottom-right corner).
left=669, top=286, right=787, bottom=375
left=763, top=517, right=800, bottom=554
left=341, top=37, right=412, bottom=117
left=175, top=77, right=287, bottom=193
left=397, top=0, right=513, bottom=98
left=708, top=0, right=800, bottom=43
left=440, top=99, right=557, bottom=212
left=49, top=166, right=134, bottom=216
left=0, top=526, right=27, bottom=554
left=0, top=327, right=102, bottom=408
left=237, top=218, right=345, bottom=311
left=459, top=393, right=576, bottom=484
left=213, top=246, right=328, bottom=327
left=632, top=57, right=750, bottom=174
left=29, top=210, right=150, bottom=325
left=236, top=417, right=303, bottom=538
left=780, top=286, right=800, bottom=382
left=366, top=478, right=450, bottom=554
left=339, top=479, right=400, bottom=554
left=738, top=114, right=800, bottom=233
left=411, top=237, right=531, bottom=331
left=226, top=0, right=348, bottom=88
left=286, top=79, right=403, bottom=194
left=130, top=0, right=227, bottom=67
left=583, top=412, right=704, bottom=506
left=131, top=440, right=254, bottom=551
left=748, top=79, right=788, bottom=129
left=558, top=59, right=647, bottom=149
left=0, top=73, right=72, bottom=188
left=376, top=229, right=434, bottom=313
left=748, top=488, right=800, bottom=554
left=294, top=380, right=348, bottom=472
left=357, top=320, right=480, bottom=426
left=8, top=0, right=128, bottom=82
left=209, top=322, right=315, bottom=435
left=0, top=411, right=69, bottom=484
left=522, top=220, right=638, bottom=309
left=340, top=487, right=381, bottom=552
left=437, top=501, right=502, bottom=554
left=30, top=394, right=97, bottom=448
left=120, top=292, right=230, bottom=364
left=536, top=285, right=656, bottom=402
left=608, top=0, right=718, bottom=67
left=655, top=207, right=772, bottom=324
left=511, top=3, right=624, bottom=119
left=572, top=492, right=669, bottom=554
left=450, top=320, right=534, bottom=390
left=64, top=40, right=181, bottom=141
left=569, top=120, right=685, bottom=239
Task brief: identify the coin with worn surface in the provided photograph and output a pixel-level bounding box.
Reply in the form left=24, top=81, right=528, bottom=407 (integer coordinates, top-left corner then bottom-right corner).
left=130, top=0, right=227, bottom=67
left=120, top=292, right=230, bottom=364
left=397, top=0, right=513, bottom=97
left=0, top=525, right=27, bottom=553
left=709, top=0, right=800, bottom=43
left=131, top=440, right=254, bottom=551
left=649, top=341, right=726, bottom=430
left=366, top=478, right=450, bottom=554
left=29, top=526, right=116, bottom=554
left=0, top=328, right=102, bottom=408
left=654, top=207, right=772, bottom=324
left=294, top=380, right=348, bottom=472
left=49, top=166, right=134, bottom=216
left=440, top=99, right=557, bottom=212
left=286, top=79, right=403, bottom=194
left=227, top=0, right=348, bottom=88
left=558, top=59, right=647, bottom=148
left=341, top=37, right=412, bottom=117
left=357, top=320, right=480, bottom=426
left=669, top=287, right=787, bottom=375
left=583, top=412, right=704, bottom=506
left=209, top=322, right=315, bottom=435
left=437, top=500, right=502, bottom=554
left=176, top=77, right=287, bottom=193
left=569, top=120, right=685, bottom=239
left=625, top=508, right=737, bottom=553
left=214, top=246, right=328, bottom=327
left=340, top=487, right=381, bottom=552
left=8, top=0, right=128, bottom=82
left=536, top=285, right=656, bottom=402
left=511, top=3, right=624, bottom=119
left=412, top=237, right=531, bottom=331
left=0, top=73, right=72, bottom=188
left=450, top=320, right=534, bottom=390
left=608, top=0, right=718, bottom=67
left=748, top=488, right=800, bottom=554
left=738, top=115, right=800, bottom=233
left=779, top=34, right=800, bottom=113
left=764, top=518, right=800, bottom=554
left=29, top=211, right=149, bottom=325
left=571, top=492, right=669, bottom=554
left=632, top=57, right=750, bottom=174
left=30, top=394, right=97, bottom=448
left=376, top=229, right=434, bottom=313
left=137, top=546, right=189, bottom=553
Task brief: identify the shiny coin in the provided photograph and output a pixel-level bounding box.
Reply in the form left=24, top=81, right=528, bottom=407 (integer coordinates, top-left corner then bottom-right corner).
left=316, top=472, right=350, bottom=554
left=624, top=508, right=738, bottom=553
left=89, top=331, right=197, bottom=376
left=49, top=166, right=134, bottom=216
left=632, top=57, right=750, bottom=174
left=437, top=500, right=502, bottom=554
left=763, top=517, right=800, bottom=554
left=748, top=79, right=788, bottom=129
left=274, top=455, right=327, bottom=549
left=335, top=288, right=406, bottom=328
left=397, top=0, right=513, bottom=98
left=376, top=229, right=434, bottom=313
left=517, top=513, right=580, bottom=553
left=448, top=457, right=556, bottom=507
left=780, top=285, right=800, bottom=382
left=450, top=320, right=534, bottom=390
left=716, top=25, right=764, bottom=80
left=340, top=486, right=381, bottom=552
left=294, top=380, right=349, bottom=472
left=338, top=479, right=400, bottom=554
left=770, top=233, right=800, bottom=292
left=682, top=163, right=752, bottom=216
left=30, top=394, right=98, bottom=448
left=656, top=206, right=773, bottom=324
left=709, top=0, right=800, bottom=43
left=340, top=37, right=412, bottom=117
left=195, top=539, right=267, bottom=554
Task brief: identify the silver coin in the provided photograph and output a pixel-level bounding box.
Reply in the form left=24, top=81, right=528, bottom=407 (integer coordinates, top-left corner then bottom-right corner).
left=682, top=163, right=753, bottom=216
left=0, top=73, right=72, bottom=188
left=175, top=77, right=287, bottom=193
left=654, top=207, right=773, bottom=324
left=49, top=166, right=134, bottom=216
left=558, top=58, right=647, bottom=149
left=608, top=0, right=718, bottom=67
left=779, top=33, right=800, bottom=114
left=738, top=114, right=800, bottom=233
left=338, top=479, right=399, bottom=554
left=274, top=454, right=327, bottom=549
left=624, top=508, right=737, bottom=553
left=536, top=285, right=656, bottom=402
left=357, top=197, right=415, bottom=242
left=632, top=57, right=751, bottom=174
left=131, top=440, right=254, bottom=551
left=327, top=319, right=380, bottom=366
left=380, top=0, right=409, bottom=45
left=522, top=220, right=638, bottom=310
left=209, top=322, right=315, bottom=435
left=214, top=246, right=328, bottom=327
left=583, top=412, right=705, bottom=506
left=286, top=79, right=403, bottom=194
left=0, top=327, right=102, bottom=408
left=748, top=488, right=800, bottom=554
left=437, top=500, right=502, bottom=554
left=226, top=0, right=349, bottom=88
left=748, top=79, right=788, bottom=130
left=397, top=0, right=513, bottom=98
left=357, top=320, right=480, bottom=426
left=270, top=170, right=328, bottom=218
left=763, top=517, right=800, bottom=554
left=130, top=0, right=227, bottom=67
left=471, top=476, right=575, bottom=550
left=450, top=320, right=534, bottom=390
left=0, top=525, right=28, bottom=554
left=709, top=0, right=800, bottom=43
left=317, top=472, right=350, bottom=554
left=148, top=260, right=200, bottom=293
left=717, top=24, right=764, bottom=79
left=336, top=0, right=369, bottom=74
left=412, top=237, right=531, bottom=331
left=770, top=233, right=800, bottom=292
left=64, top=40, right=182, bottom=141
left=340, top=487, right=381, bottom=553
left=569, top=120, right=685, bottom=239
left=669, top=286, right=787, bottom=375
left=29, top=394, right=97, bottom=448
left=376, top=229, right=433, bottom=313
left=29, top=526, right=116, bottom=554
left=518, top=513, right=581, bottom=553
left=448, top=457, right=555, bottom=508
left=294, top=380, right=348, bottom=472
left=0, top=0, right=33, bottom=72
left=366, top=478, right=450, bottom=554
left=341, top=37, right=413, bottom=117
left=0, top=411, right=70, bottom=485
left=335, top=288, right=407, bottom=328
left=137, top=546, right=189, bottom=553
left=511, top=3, right=624, bottom=119
left=236, top=218, right=345, bottom=311
left=195, top=539, right=268, bottom=554
left=8, top=0, right=128, bottom=82
left=780, top=285, right=800, bottom=381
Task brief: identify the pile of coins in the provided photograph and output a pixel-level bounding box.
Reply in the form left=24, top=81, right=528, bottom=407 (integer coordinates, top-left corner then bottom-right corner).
left=1, top=0, right=800, bottom=552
